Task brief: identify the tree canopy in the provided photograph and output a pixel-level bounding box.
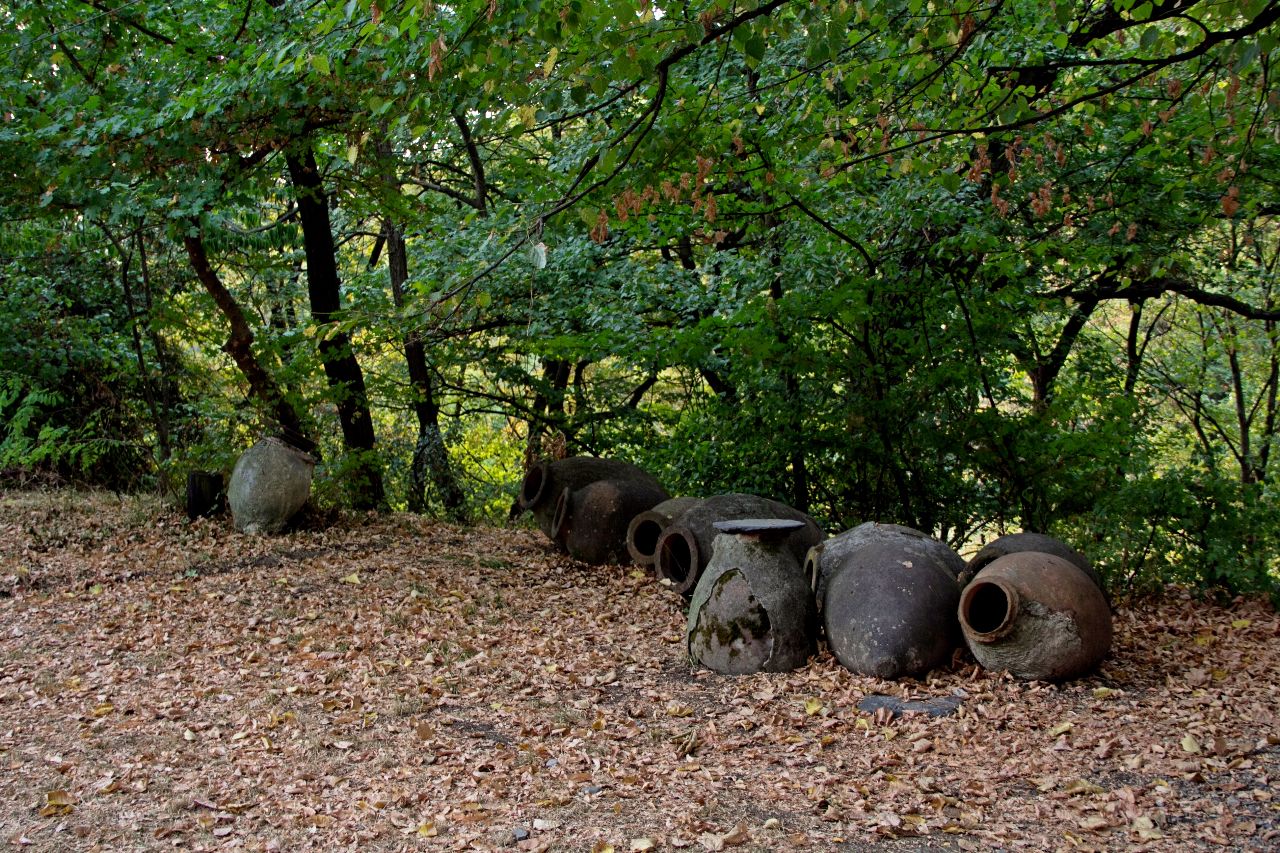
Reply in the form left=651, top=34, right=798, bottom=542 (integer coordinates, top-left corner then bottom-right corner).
left=2, top=0, right=1278, bottom=596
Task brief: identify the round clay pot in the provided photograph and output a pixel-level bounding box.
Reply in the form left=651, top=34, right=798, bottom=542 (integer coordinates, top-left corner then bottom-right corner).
left=517, top=456, right=667, bottom=541
left=625, top=497, right=703, bottom=567
left=806, top=522, right=963, bottom=615
left=964, top=532, right=1105, bottom=598
left=551, top=478, right=670, bottom=565
left=686, top=520, right=817, bottom=674
left=959, top=551, right=1112, bottom=681
left=822, top=539, right=962, bottom=678
left=655, top=493, right=822, bottom=595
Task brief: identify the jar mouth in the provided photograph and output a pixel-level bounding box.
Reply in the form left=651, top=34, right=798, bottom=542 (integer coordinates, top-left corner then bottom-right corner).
left=550, top=487, right=572, bottom=542
left=519, top=462, right=550, bottom=509
left=656, top=526, right=700, bottom=594
left=627, top=513, right=665, bottom=566
left=959, top=578, right=1019, bottom=641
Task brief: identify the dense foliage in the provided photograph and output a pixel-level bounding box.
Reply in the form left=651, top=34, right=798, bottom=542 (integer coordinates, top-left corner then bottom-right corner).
left=2, top=0, right=1277, bottom=596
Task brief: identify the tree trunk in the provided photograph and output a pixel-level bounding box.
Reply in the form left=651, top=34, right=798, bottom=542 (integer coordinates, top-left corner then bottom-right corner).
left=285, top=143, right=385, bottom=510
left=525, top=359, right=571, bottom=466
left=183, top=231, right=316, bottom=455
left=383, top=220, right=468, bottom=520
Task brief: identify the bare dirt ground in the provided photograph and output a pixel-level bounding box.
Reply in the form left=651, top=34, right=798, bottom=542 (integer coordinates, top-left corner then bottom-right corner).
left=1, top=490, right=1277, bottom=852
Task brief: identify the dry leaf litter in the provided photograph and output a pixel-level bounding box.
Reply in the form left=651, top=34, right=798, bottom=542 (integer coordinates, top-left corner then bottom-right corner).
left=1, top=491, right=1277, bottom=851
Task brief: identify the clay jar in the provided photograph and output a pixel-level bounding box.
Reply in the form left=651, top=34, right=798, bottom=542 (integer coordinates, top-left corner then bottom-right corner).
left=517, top=456, right=668, bottom=542
left=625, top=497, right=703, bottom=568
left=958, top=551, right=1112, bottom=681
left=806, top=522, right=964, bottom=615
left=227, top=437, right=315, bottom=535
left=964, top=531, right=1106, bottom=597
left=655, top=493, right=822, bottom=595
left=551, top=478, right=670, bottom=565
left=686, top=520, right=818, bottom=675
left=822, top=539, right=962, bottom=678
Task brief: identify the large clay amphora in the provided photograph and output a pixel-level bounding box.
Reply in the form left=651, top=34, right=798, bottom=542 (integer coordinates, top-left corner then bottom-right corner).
left=822, top=539, right=962, bottom=678
left=686, top=520, right=818, bottom=675
left=958, top=551, right=1112, bottom=681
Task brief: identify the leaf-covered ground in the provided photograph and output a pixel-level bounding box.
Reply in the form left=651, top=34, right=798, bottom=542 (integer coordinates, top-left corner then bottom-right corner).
left=1, top=491, right=1277, bottom=852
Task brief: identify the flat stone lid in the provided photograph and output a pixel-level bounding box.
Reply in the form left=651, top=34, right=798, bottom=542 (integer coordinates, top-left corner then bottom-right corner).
left=713, top=518, right=806, bottom=535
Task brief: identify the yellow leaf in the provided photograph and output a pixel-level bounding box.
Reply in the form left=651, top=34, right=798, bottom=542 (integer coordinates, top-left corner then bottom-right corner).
left=542, top=47, right=559, bottom=77
left=1092, top=687, right=1118, bottom=699
left=1049, top=721, right=1074, bottom=737
left=1062, top=779, right=1103, bottom=795
left=591, top=842, right=614, bottom=853
left=339, top=573, right=360, bottom=585
left=46, top=790, right=75, bottom=806
left=1181, top=734, right=1201, bottom=754
left=1132, top=815, right=1164, bottom=840
left=417, top=821, right=438, bottom=837
left=91, top=702, right=114, bottom=718
left=804, top=698, right=823, bottom=716
left=1231, top=619, right=1251, bottom=629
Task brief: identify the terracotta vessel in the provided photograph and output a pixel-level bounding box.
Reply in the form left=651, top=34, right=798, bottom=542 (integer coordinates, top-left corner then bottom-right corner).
left=822, top=539, right=962, bottom=678
left=625, top=497, right=703, bottom=567
left=686, top=520, right=817, bottom=674
left=958, top=551, right=1112, bottom=681
left=655, top=493, right=822, bottom=595
left=806, top=521, right=963, bottom=615
left=965, top=532, right=1105, bottom=597
left=551, top=478, right=670, bottom=565
left=517, top=456, right=667, bottom=542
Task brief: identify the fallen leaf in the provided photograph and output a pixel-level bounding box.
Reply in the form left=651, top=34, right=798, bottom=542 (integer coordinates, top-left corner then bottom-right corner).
left=45, top=790, right=75, bottom=806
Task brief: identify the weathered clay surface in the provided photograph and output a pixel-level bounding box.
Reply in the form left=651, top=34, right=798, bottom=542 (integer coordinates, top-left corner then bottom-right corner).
left=686, top=531, right=817, bottom=674
left=965, top=531, right=1105, bottom=596
left=552, top=478, right=670, bottom=565
left=959, top=551, right=1112, bottom=681
left=822, top=539, right=962, bottom=678
left=625, top=497, right=703, bottom=567
left=227, top=438, right=315, bottom=535
left=517, top=457, right=668, bottom=541
left=655, top=494, right=822, bottom=595
left=807, top=522, right=963, bottom=614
